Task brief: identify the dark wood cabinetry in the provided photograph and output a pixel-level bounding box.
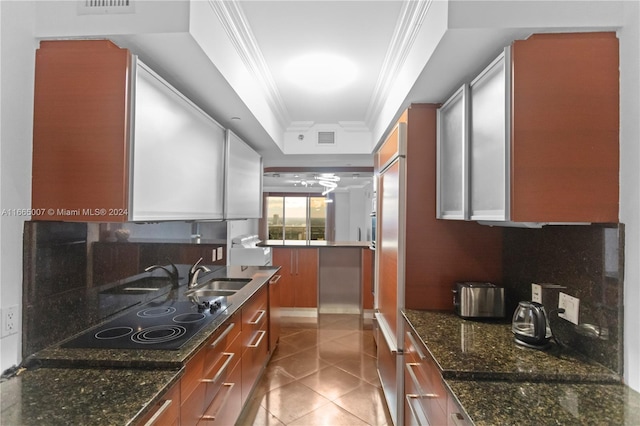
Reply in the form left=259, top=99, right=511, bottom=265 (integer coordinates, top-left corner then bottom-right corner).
left=272, top=248, right=318, bottom=309
left=136, top=381, right=181, bottom=426
left=508, top=32, right=619, bottom=223
left=180, top=312, right=241, bottom=426
left=361, top=248, right=374, bottom=310
left=32, top=40, right=131, bottom=222
left=241, top=285, right=269, bottom=405
left=269, top=274, right=282, bottom=352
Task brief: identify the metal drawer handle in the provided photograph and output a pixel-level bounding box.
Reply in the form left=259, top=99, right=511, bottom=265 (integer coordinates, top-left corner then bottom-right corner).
left=405, top=394, right=429, bottom=426
left=405, top=363, right=439, bottom=399
left=143, top=399, right=173, bottom=426
left=249, top=309, right=266, bottom=325
left=202, top=352, right=234, bottom=384
left=210, top=323, right=235, bottom=349
left=450, top=412, right=467, bottom=426
left=406, top=331, right=427, bottom=360
left=248, top=330, right=266, bottom=348
left=269, top=274, right=282, bottom=284
left=200, top=383, right=235, bottom=422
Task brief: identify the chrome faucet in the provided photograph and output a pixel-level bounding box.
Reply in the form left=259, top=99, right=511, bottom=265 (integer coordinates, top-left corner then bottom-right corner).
left=188, top=257, right=211, bottom=288
left=144, top=260, right=180, bottom=288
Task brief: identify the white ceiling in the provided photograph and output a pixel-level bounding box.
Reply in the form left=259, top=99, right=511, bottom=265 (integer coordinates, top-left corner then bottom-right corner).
left=68, top=0, right=623, bottom=171
left=241, top=1, right=402, bottom=125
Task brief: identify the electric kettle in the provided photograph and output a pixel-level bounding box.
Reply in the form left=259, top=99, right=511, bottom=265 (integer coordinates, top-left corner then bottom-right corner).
left=512, top=301, right=552, bottom=348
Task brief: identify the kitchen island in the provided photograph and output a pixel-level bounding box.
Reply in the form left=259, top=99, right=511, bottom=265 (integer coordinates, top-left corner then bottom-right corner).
left=1, top=265, right=280, bottom=425
left=403, top=310, right=640, bottom=425
left=261, top=240, right=374, bottom=314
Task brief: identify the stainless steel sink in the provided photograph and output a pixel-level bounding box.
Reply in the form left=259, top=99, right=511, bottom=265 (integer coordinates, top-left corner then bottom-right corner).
left=185, top=278, right=251, bottom=298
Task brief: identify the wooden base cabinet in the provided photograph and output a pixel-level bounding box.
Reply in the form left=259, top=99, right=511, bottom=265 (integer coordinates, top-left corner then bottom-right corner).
left=404, top=318, right=469, bottom=426
left=137, top=381, right=181, bottom=426
left=241, top=285, right=270, bottom=405
left=180, top=312, right=241, bottom=426
left=272, top=248, right=318, bottom=309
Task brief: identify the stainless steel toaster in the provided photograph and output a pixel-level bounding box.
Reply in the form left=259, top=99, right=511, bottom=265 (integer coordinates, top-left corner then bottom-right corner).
left=453, top=282, right=505, bottom=318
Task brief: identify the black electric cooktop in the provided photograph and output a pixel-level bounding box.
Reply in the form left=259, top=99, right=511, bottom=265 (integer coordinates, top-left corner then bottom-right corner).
left=62, top=298, right=229, bottom=350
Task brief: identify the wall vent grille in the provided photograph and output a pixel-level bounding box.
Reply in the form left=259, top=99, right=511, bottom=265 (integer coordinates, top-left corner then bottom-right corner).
left=317, top=131, right=336, bottom=145
left=77, top=0, right=135, bottom=15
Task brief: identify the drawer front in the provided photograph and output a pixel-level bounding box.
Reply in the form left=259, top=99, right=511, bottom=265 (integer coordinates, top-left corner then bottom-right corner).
left=242, top=286, right=268, bottom=348
left=200, top=358, right=243, bottom=425
left=448, top=393, right=473, bottom=426
left=204, top=315, right=241, bottom=374
left=137, top=381, right=180, bottom=426
left=241, top=324, right=269, bottom=404
left=404, top=328, right=447, bottom=426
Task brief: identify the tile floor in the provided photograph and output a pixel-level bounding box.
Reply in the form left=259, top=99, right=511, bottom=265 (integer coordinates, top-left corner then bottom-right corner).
left=237, top=314, right=393, bottom=425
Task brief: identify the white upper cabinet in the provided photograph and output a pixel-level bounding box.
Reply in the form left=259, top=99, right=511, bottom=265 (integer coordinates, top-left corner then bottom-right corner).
left=224, top=130, right=263, bottom=219
left=436, top=85, right=469, bottom=220
left=131, top=60, right=226, bottom=221
left=468, top=48, right=511, bottom=221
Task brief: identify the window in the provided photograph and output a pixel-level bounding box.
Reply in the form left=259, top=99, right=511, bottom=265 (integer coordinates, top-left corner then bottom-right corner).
left=266, top=195, right=328, bottom=242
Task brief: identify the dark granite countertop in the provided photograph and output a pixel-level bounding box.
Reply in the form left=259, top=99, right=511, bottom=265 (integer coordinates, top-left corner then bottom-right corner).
left=403, top=309, right=620, bottom=382
left=447, top=380, right=640, bottom=426
left=260, top=239, right=372, bottom=248
left=33, top=265, right=279, bottom=369
left=403, top=310, right=640, bottom=425
left=0, top=266, right=278, bottom=426
left=1, top=367, right=182, bottom=426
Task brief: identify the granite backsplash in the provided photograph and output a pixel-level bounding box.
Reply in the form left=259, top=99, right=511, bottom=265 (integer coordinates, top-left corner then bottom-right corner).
left=21, top=220, right=228, bottom=359
left=502, top=224, right=624, bottom=375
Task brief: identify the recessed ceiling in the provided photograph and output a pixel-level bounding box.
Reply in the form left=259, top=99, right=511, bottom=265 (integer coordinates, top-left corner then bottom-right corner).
left=241, top=1, right=403, bottom=125
left=95, top=1, right=625, bottom=170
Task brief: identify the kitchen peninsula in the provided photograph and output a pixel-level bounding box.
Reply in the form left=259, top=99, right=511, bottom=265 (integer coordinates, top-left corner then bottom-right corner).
left=261, top=240, right=373, bottom=315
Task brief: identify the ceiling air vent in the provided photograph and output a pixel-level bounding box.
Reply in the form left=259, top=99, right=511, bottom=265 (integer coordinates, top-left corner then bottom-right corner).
left=77, top=0, right=135, bottom=15
left=317, top=131, right=336, bottom=145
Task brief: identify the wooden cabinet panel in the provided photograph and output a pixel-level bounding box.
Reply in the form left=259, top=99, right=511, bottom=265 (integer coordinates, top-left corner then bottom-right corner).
left=295, top=248, right=318, bottom=308
left=269, top=274, right=282, bottom=351
left=136, top=381, right=180, bottom=426
left=361, top=249, right=374, bottom=310
left=404, top=321, right=448, bottom=426
left=271, top=248, right=317, bottom=308
left=272, top=248, right=294, bottom=308
left=510, top=32, right=619, bottom=223
left=241, top=285, right=269, bottom=404
left=201, top=359, right=242, bottom=425
left=32, top=40, right=131, bottom=222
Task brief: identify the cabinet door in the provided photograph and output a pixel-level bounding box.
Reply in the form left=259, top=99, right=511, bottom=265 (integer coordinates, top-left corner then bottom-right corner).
left=295, top=248, right=318, bottom=308
left=437, top=85, right=469, bottom=220
left=224, top=130, right=263, bottom=219
left=272, top=248, right=295, bottom=308
left=131, top=60, right=226, bottom=221
left=32, top=40, right=131, bottom=222
left=469, top=48, right=511, bottom=221
left=361, top=248, right=374, bottom=310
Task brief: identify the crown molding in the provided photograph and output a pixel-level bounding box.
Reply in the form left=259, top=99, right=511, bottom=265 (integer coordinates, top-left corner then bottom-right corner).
left=365, top=0, right=433, bottom=127
left=207, top=0, right=291, bottom=128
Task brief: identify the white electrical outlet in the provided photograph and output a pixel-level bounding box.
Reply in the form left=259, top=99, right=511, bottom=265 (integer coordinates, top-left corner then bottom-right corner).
left=217, top=247, right=223, bottom=261
left=558, top=292, right=580, bottom=325
left=531, top=283, right=542, bottom=303
left=1, top=305, right=19, bottom=337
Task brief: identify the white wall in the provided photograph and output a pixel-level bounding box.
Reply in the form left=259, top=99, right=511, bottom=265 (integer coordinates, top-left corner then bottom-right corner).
left=0, top=1, right=37, bottom=371
left=620, top=0, right=640, bottom=391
